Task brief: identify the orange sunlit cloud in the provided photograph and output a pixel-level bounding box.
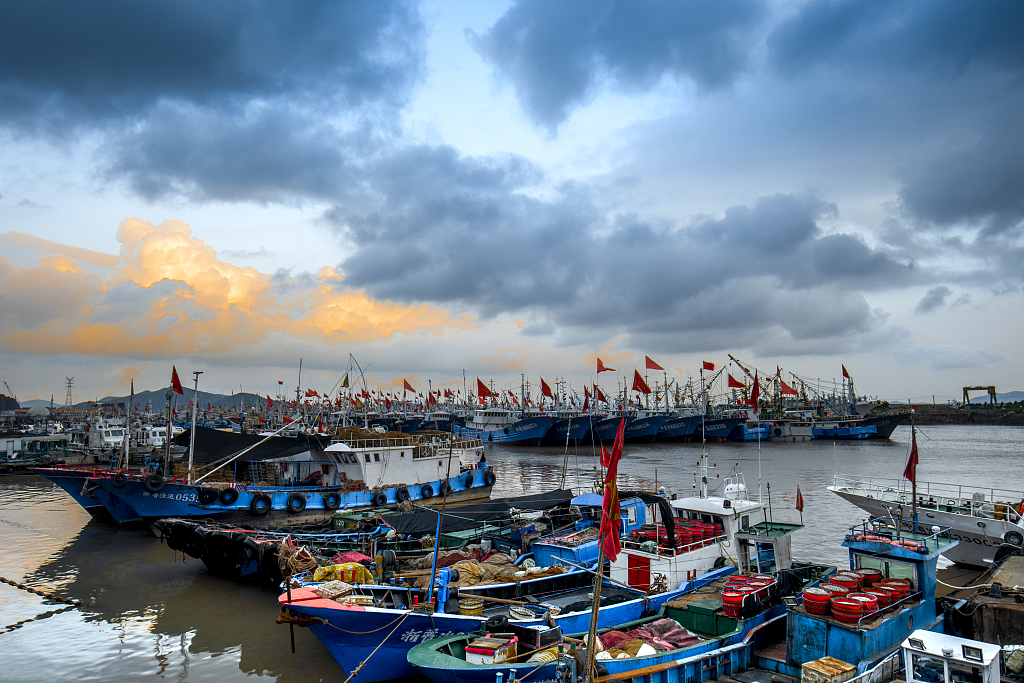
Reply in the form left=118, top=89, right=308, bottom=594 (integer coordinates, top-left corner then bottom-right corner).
left=0, top=219, right=475, bottom=356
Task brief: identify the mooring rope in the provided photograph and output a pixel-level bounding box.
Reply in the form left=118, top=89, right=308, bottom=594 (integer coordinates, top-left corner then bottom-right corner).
left=0, top=576, right=89, bottom=608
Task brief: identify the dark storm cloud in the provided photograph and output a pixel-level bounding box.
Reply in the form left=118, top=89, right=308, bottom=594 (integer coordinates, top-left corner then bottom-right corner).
left=915, top=286, right=951, bottom=314
left=469, top=0, right=764, bottom=130
left=324, top=148, right=916, bottom=354
left=0, top=0, right=423, bottom=131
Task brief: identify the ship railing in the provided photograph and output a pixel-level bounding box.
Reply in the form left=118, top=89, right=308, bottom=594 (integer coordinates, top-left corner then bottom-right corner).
left=855, top=591, right=923, bottom=629
left=621, top=534, right=726, bottom=557
left=331, top=435, right=422, bottom=449
left=833, top=475, right=1024, bottom=524
left=849, top=516, right=953, bottom=553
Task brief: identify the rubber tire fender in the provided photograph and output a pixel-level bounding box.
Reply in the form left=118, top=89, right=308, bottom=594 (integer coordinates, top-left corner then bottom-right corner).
left=372, top=491, right=388, bottom=507
left=286, top=493, right=307, bottom=513
left=112, top=472, right=129, bottom=488
left=773, top=428, right=783, bottom=437
left=143, top=474, right=166, bottom=493
left=396, top=486, right=410, bottom=503
left=250, top=493, right=272, bottom=516
left=420, top=484, right=434, bottom=499
left=323, top=491, right=342, bottom=510
left=219, top=487, right=239, bottom=505
left=439, top=480, right=452, bottom=497
left=197, top=487, right=220, bottom=505
left=484, top=471, right=496, bottom=487
left=1005, top=530, right=1024, bottom=547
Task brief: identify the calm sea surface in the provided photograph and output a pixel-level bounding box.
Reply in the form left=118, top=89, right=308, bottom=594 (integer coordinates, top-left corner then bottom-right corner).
left=1, top=425, right=1021, bottom=682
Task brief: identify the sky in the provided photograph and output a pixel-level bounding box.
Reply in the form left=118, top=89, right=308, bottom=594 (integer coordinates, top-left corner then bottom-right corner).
left=1, top=0, right=1022, bottom=406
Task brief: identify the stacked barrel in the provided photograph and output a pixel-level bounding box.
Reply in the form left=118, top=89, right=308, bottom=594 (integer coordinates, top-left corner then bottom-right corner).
left=720, top=574, right=776, bottom=617
left=801, top=571, right=912, bottom=621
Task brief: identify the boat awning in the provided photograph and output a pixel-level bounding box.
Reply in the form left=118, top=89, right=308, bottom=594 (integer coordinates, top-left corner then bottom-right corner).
left=381, top=489, right=574, bottom=536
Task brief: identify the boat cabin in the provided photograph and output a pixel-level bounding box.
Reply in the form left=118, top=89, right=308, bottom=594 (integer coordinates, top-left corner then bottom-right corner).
left=786, top=517, right=958, bottom=673
left=903, top=630, right=1002, bottom=683
left=532, top=494, right=647, bottom=568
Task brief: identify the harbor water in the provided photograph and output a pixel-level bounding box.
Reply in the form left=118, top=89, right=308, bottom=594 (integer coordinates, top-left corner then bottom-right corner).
left=1, top=425, right=1020, bottom=682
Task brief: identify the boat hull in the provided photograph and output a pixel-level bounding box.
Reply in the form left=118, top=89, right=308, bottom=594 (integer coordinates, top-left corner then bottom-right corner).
left=691, top=418, right=745, bottom=442
left=455, top=416, right=558, bottom=446
left=860, top=413, right=909, bottom=439
left=280, top=581, right=688, bottom=683
left=544, top=416, right=595, bottom=445
left=86, top=468, right=493, bottom=524
left=656, top=415, right=701, bottom=441
left=590, top=416, right=634, bottom=443
left=624, top=415, right=668, bottom=443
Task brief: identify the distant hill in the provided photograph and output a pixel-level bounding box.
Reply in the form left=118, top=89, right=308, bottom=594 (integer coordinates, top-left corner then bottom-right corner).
left=21, top=390, right=270, bottom=411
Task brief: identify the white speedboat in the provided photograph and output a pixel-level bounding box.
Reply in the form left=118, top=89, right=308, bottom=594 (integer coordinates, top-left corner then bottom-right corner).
left=828, top=474, right=1024, bottom=567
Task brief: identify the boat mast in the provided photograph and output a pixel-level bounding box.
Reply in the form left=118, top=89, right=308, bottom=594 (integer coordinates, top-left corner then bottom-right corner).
left=187, top=371, right=202, bottom=485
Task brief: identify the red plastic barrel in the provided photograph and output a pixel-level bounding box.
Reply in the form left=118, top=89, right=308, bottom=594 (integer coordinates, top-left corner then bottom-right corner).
left=831, top=573, right=862, bottom=590
left=820, top=583, right=850, bottom=597
left=802, top=587, right=832, bottom=615
left=829, top=597, right=863, bottom=623
left=848, top=593, right=879, bottom=614
left=721, top=590, right=745, bottom=617
left=878, top=579, right=911, bottom=600
left=863, top=589, right=890, bottom=609
left=855, top=568, right=883, bottom=586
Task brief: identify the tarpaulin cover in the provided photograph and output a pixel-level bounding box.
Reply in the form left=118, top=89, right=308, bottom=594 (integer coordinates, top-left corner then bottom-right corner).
left=381, top=488, right=574, bottom=536
left=172, top=426, right=333, bottom=464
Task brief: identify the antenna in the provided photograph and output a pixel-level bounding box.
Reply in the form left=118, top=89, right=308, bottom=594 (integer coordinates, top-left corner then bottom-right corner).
left=65, top=377, right=74, bottom=406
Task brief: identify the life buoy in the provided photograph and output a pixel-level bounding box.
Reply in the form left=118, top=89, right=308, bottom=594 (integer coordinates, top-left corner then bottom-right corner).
left=1004, top=530, right=1024, bottom=547
left=197, top=487, right=220, bottom=505
left=250, top=493, right=272, bottom=516
left=219, top=487, right=239, bottom=505
left=396, top=487, right=410, bottom=503
left=143, top=474, right=165, bottom=493
left=773, top=428, right=783, bottom=437
left=420, top=484, right=434, bottom=499
left=484, top=471, right=496, bottom=487
left=439, top=480, right=452, bottom=497
left=112, top=472, right=129, bottom=488
left=286, top=494, right=306, bottom=513
left=372, top=491, right=388, bottom=507
left=323, top=491, right=341, bottom=510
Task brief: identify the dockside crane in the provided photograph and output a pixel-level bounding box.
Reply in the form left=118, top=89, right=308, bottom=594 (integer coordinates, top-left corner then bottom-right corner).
left=3, top=381, right=14, bottom=401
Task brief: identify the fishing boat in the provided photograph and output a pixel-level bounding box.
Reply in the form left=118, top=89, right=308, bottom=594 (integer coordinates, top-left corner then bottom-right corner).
left=544, top=410, right=595, bottom=445
left=829, top=475, right=1024, bottom=567
left=655, top=413, right=701, bottom=441
left=531, top=494, right=650, bottom=568
left=455, top=408, right=558, bottom=446
left=37, top=429, right=494, bottom=524
left=155, top=489, right=574, bottom=584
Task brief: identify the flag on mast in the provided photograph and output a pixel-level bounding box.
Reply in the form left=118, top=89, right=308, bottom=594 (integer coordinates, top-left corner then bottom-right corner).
left=842, top=365, right=850, bottom=379
left=632, top=370, right=651, bottom=395
left=702, top=361, right=715, bottom=371
left=727, top=374, right=745, bottom=388
left=903, top=428, right=919, bottom=484
left=171, top=366, right=184, bottom=395
left=597, top=358, right=615, bottom=373
left=403, top=379, right=415, bottom=394
left=645, top=356, right=664, bottom=371
left=598, top=418, right=626, bottom=562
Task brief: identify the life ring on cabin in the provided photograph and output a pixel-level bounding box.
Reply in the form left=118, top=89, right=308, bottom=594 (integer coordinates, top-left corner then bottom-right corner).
left=484, top=471, right=496, bottom=487
left=143, top=474, right=166, bottom=493
left=396, top=487, right=410, bottom=503
left=371, top=491, right=388, bottom=507
left=219, top=487, right=239, bottom=505
left=323, top=491, right=342, bottom=510
left=197, top=487, right=220, bottom=505
left=1005, top=530, right=1024, bottom=547
left=112, top=472, right=129, bottom=488
left=286, top=493, right=307, bottom=513
left=773, top=428, right=783, bottom=437
left=250, top=493, right=272, bottom=516
left=439, top=480, right=452, bottom=497
left=420, top=484, right=434, bottom=499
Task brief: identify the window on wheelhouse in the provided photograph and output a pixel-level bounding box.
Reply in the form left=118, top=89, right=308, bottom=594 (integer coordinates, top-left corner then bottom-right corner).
left=364, top=453, right=371, bottom=463
left=854, top=553, right=917, bottom=589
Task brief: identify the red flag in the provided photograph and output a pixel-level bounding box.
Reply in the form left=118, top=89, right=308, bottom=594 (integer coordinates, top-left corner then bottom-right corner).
left=477, top=378, right=495, bottom=398
left=599, top=418, right=626, bottom=563
left=747, top=371, right=760, bottom=406
left=171, top=366, right=184, bottom=395
left=595, top=386, right=607, bottom=402
left=403, top=379, right=415, bottom=393
left=266, top=395, right=273, bottom=409
left=903, top=429, right=919, bottom=484
left=727, top=374, right=744, bottom=388
left=780, top=380, right=798, bottom=395
left=304, top=388, right=316, bottom=397
left=582, top=395, right=589, bottom=412
left=541, top=378, right=554, bottom=398
left=702, top=361, right=715, bottom=371
left=842, top=365, right=850, bottom=379
left=584, top=385, right=591, bottom=398
left=645, top=356, right=664, bottom=371
left=632, top=370, right=651, bottom=395
left=597, top=358, right=615, bottom=373
left=600, top=443, right=612, bottom=468
left=796, top=486, right=804, bottom=512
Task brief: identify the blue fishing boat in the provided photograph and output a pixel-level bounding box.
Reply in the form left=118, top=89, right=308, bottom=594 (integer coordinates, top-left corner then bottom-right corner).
left=278, top=571, right=691, bottom=683
left=656, top=413, right=701, bottom=441
left=728, top=421, right=771, bottom=441
left=690, top=416, right=745, bottom=442
left=590, top=414, right=635, bottom=443
left=544, top=412, right=595, bottom=445
left=454, top=408, right=557, bottom=446
left=624, top=411, right=668, bottom=443
left=532, top=495, right=648, bottom=567
left=39, top=431, right=493, bottom=524
left=812, top=424, right=877, bottom=439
